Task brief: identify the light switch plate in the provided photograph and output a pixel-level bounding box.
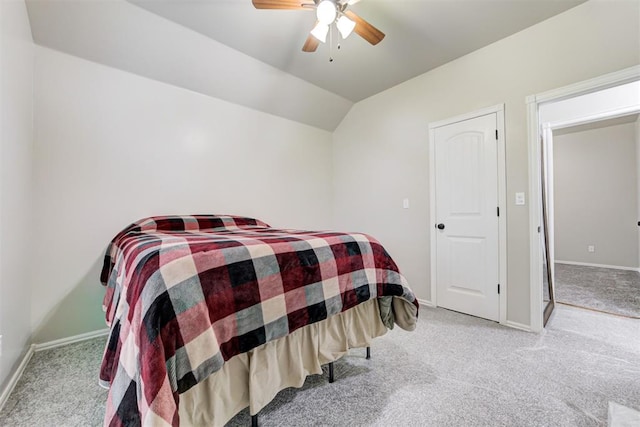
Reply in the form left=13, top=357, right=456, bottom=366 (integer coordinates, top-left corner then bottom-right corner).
left=403, top=198, right=410, bottom=209
left=515, top=192, right=525, bottom=206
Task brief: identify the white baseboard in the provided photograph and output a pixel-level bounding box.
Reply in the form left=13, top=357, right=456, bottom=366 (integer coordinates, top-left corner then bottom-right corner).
left=417, top=299, right=531, bottom=333
left=555, top=260, right=640, bottom=272
left=0, top=345, right=34, bottom=412
left=504, top=320, right=532, bottom=332
left=0, top=328, right=110, bottom=412
left=33, top=328, right=110, bottom=352
left=417, top=298, right=435, bottom=307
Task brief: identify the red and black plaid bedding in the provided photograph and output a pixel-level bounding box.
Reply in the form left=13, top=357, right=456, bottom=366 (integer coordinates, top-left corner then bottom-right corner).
left=99, top=215, right=418, bottom=427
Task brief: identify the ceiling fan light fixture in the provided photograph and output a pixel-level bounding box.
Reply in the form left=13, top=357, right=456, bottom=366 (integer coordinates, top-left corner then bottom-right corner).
left=310, top=22, right=329, bottom=43
left=336, top=15, right=356, bottom=39
left=316, top=0, right=337, bottom=25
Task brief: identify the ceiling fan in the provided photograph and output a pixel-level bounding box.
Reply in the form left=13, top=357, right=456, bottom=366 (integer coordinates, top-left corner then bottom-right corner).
left=252, top=0, right=385, bottom=53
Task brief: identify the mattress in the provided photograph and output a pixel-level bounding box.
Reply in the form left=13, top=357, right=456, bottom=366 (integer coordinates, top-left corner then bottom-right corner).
left=99, top=215, right=418, bottom=426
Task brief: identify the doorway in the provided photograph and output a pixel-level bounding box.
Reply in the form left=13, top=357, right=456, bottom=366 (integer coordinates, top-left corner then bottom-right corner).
left=428, top=105, right=507, bottom=323
left=527, top=66, right=640, bottom=331
left=548, top=115, right=640, bottom=318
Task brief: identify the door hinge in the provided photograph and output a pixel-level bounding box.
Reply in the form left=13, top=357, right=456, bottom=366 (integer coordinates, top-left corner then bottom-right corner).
left=497, top=206, right=500, bottom=217
left=495, top=129, right=498, bottom=140
left=498, top=284, right=501, bottom=294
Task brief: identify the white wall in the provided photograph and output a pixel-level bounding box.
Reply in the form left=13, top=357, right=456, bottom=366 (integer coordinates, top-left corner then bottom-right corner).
left=554, top=122, right=638, bottom=268
left=17, top=0, right=640, bottom=345
left=332, top=0, right=640, bottom=326
left=32, top=46, right=334, bottom=342
left=0, top=0, right=33, bottom=386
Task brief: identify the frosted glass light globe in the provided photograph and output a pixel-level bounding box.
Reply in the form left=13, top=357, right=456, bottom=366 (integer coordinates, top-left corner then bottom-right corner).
left=316, top=1, right=337, bottom=25
left=337, top=15, right=356, bottom=38
left=310, top=22, right=329, bottom=42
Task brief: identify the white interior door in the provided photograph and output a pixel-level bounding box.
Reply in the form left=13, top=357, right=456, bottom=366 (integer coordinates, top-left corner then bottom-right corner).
left=542, top=126, right=556, bottom=295
left=434, top=113, right=500, bottom=321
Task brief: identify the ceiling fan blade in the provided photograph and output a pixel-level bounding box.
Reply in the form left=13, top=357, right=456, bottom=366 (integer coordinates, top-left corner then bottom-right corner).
left=302, top=34, right=320, bottom=52
left=344, top=10, right=385, bottom=45
left=252, top=0, right=310, bottom=10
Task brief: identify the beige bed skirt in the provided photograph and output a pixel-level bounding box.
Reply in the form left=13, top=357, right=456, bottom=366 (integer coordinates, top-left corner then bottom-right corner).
left=179, top=298, right=388, bottom=427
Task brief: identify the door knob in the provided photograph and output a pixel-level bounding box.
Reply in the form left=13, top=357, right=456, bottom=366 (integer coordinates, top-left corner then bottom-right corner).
left=436, top=223, right=445, bottom=230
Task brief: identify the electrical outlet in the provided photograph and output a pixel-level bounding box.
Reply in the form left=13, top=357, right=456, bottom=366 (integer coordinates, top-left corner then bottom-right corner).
left=588, top=245, right=595, bottom=253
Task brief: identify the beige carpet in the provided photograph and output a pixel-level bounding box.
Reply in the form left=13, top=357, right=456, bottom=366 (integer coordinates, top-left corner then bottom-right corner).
left=555, top=263, right=640, bottom=318
left=1, top=304, right=638, bottom=426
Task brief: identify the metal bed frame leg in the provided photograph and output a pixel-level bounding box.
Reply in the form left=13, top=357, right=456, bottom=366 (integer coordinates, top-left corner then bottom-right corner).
left=326, top=347, right=370, bottom=384
left=251, top=414, right=258, bottom=427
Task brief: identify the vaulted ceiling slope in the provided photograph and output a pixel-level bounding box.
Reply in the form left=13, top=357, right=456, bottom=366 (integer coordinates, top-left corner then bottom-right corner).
left=26, top=0, right=352, bottom=131
left=26, top=0, right=585, bottom=131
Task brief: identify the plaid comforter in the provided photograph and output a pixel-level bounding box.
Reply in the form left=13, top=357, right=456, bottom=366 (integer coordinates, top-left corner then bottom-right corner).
left=99, top=215, right=418, bottom=427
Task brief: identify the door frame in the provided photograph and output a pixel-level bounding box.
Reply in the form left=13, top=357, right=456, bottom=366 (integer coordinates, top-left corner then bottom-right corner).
left=526, top=65, right=640, bottom=332
left=428, top=104, right=507, bottom=325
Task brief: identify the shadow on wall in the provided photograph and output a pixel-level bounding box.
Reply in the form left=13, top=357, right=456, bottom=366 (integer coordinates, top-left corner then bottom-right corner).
left=31, top=255, right=108, bottom=344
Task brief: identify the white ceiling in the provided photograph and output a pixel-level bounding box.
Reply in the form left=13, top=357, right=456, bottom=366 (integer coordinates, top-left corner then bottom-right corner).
left=130, top=0, right=586, bottom=102
left=25, top=0, right=586, bottom=130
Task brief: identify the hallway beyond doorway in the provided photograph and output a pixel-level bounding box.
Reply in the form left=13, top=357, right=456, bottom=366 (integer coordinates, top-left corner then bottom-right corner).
left=555, top=263, right=640, bottom=318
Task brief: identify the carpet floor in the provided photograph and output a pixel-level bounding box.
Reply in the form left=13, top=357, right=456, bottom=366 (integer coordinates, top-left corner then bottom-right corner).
left=0, top=304, right=638, bottom=426
left=554, top=263, right=640, bottom=318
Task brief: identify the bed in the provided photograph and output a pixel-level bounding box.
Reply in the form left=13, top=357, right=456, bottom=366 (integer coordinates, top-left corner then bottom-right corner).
left=99, top=215, right=419, bottom=427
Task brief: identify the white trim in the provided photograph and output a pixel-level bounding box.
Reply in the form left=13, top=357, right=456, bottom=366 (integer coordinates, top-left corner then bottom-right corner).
left=527, top=65, right=640, bottom=334
left=417, top=298, right=435, bottom=307
left=0, top=345, right=34, bottom=412
left=428, top=104, right=507, bottom=325
left=527, top=95, right=543, bottom=333
left=555, top=260, right=640, bottom=273
left=527, top=65, right=640, bottom=105
left=0, top=328, right=110, bottom=411
left=33, top=328, right=109, bottom=352
left=547, top=105, right=640, bottom=131
left=428, top=104, right=505, bottom=129
left=497, top=108, right=508, bottom=325
left=504, top=320, right=533, bottom=332
left=542, top=127, right=556, bottom=303
left=637, top=118, right=640, bottom=271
